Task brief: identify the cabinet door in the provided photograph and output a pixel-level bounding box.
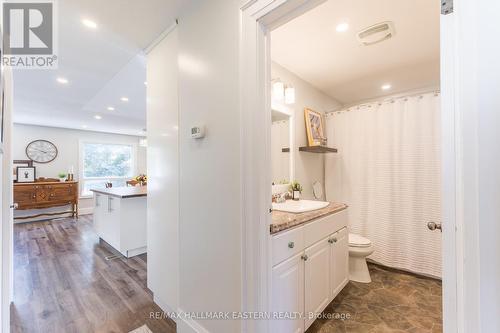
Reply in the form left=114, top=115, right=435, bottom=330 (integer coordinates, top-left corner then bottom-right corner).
left=93, top=194, right=103, bottom=235
left=304, top=237, right=331, bottom=330
left=271, top=253, right=305, bottom=333
left=330, top=227, right=349, bottom=299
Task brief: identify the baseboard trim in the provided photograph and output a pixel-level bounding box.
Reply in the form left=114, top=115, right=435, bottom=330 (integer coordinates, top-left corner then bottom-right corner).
left=78, top=207, right=94, bottom=215
left=153, top=295, right=177, bottom=323
left=177, top=308, right=210, bottom=333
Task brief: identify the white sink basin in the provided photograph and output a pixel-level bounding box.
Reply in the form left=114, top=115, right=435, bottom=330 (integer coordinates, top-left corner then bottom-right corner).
left=272, top=199, right=330, bottom=213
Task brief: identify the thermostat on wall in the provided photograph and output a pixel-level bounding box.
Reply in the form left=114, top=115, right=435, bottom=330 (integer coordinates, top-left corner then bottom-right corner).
left=191, top=126, right=205, bottom=139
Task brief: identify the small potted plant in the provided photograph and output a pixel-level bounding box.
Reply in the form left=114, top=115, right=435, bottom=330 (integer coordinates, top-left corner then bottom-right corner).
left=58, top=173, right=67, bottom=182
left=290, top=181, right=303, bottom=201
left=135, top=174, right=147, bottom=186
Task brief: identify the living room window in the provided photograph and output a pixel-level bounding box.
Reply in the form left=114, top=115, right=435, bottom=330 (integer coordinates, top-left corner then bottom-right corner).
left=79, top=142, right=136, bottom=197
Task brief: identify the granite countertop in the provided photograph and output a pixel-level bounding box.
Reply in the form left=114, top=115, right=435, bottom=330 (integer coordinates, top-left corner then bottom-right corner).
left=90, top=186, right=147, bottom=199
left=270, top=202, right=347, bottom=234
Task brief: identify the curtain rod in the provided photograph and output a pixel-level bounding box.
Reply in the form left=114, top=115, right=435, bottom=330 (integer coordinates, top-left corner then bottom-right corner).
left=326, top=89, right=441, bottom=115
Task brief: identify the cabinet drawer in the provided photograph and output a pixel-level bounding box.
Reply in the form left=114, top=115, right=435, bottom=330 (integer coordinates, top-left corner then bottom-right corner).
left=272, top=226, right=304, bottom=266
left=304, top=209, right=347, bottom=248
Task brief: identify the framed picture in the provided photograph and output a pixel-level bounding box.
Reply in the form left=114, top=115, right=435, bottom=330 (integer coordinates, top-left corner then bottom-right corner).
left=16, top=167, right=36, bottom=183
left=304, top=108, right=327, bottom=146
left=13, top=160, right=34, bottom=180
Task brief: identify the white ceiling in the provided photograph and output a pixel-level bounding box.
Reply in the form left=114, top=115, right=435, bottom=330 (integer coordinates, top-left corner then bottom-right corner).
left=13, top=0, right=181, bottom=136
left=271, top=0, right=440, bottom=105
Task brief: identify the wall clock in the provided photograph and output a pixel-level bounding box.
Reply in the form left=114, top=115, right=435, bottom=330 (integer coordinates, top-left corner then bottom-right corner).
left=25, top=140, right=58, bottom=164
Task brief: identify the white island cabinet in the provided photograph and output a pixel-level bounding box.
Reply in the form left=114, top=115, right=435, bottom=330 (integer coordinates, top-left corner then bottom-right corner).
left=271, top=207, right=349, bottom=333
left=91, top=187, right=147, bottom=258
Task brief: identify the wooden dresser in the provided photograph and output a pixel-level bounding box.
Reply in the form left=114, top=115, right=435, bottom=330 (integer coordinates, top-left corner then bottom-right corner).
left=14, top=181, right=79, bottom=220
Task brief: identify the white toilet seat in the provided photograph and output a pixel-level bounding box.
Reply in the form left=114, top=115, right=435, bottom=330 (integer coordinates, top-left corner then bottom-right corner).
left=349, top=233, right=371, bottom=248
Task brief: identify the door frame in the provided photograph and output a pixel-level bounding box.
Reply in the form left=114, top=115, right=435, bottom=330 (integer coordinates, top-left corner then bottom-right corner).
left=239, top=1, right=462, bottom=332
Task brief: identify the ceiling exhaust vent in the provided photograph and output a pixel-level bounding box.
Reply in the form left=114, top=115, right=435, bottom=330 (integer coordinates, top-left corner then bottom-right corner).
left=357, top=21, right=396, bottom=46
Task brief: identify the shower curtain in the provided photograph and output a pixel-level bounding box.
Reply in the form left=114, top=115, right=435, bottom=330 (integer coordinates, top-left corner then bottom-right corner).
left=325, top=92, right=442, bottom=278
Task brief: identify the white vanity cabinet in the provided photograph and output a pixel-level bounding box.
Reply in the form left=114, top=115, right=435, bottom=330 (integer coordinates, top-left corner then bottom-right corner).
left=271, top=253, right=305, bottom=333
left=330, top=227, right=349, bottom=299
left=304, top=237, right=331, bottom=329
left=271, top=209, right=349, bottom=333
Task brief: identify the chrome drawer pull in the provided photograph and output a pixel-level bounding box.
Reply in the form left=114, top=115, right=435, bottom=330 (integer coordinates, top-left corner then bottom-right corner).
left=301, top=254, right=308, bottom=261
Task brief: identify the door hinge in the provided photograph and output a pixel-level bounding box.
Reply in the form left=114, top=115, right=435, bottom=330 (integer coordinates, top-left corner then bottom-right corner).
left=441, top=0, right=453, bottom=15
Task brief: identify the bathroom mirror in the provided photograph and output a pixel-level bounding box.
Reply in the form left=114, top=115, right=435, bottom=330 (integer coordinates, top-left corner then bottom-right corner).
left=271, top=103, right=294, bottom=184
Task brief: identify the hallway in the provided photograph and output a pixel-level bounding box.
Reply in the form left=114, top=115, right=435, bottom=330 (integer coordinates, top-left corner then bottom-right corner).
left=10, top=216, right=175, bottom=333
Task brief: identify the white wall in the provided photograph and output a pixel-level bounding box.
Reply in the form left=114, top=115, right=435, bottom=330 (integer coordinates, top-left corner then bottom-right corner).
left=146, top=26, right=179, bottom=314
left=459, top=0, right=500, bottom=331
left=177, top=1, right=241, bottom=332
left=271, top=62, right=341, bottom=199
left=12, top=124, right=146, bottom=219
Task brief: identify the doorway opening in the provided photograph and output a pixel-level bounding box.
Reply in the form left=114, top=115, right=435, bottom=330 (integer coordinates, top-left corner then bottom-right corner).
left=241, top=0, right=455, bottom=332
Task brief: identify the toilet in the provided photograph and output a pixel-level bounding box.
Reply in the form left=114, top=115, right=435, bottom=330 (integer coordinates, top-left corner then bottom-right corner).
left=348, top=233, right=374, bottom=283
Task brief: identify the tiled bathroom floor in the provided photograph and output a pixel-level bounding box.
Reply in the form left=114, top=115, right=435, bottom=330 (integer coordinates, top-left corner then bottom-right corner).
left=306, top=263, right=442, bottom=333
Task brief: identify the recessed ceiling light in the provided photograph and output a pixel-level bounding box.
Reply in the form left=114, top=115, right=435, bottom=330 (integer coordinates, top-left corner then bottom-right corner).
left=335, top=22, right=349, bottom=32
left=56, top=77, right=68, bottom=84
left=82, top=19, right=97, bottom=29
left=107, top=106, right=115, bottom=111
left=120, top=97, right=129, bottom=102
left=381, top=84, right=392, bottom=91
left=94, top=115, right=102, bottom=120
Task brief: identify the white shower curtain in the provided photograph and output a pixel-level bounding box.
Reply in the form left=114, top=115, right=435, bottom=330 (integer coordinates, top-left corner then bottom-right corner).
left=325, top=92, right=442, bottom=278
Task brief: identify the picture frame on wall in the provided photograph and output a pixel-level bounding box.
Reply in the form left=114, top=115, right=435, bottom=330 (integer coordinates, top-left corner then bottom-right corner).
left=13, top=160, right=34, bottom=181
left=16, top=167, right=36, bottom=183
left=304, top=108, right=327, bottom=146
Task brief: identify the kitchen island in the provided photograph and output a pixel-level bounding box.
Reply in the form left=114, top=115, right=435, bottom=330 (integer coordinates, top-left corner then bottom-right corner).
left=91, top=186, right=147, bottom=258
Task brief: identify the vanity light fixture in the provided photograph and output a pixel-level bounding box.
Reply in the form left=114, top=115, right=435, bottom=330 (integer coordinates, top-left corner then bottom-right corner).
left=381, top=84, right=392, bottom=91
left=272, top=80, right=285, bottom=103
left=284, top=85, right=296, bottom=104
left=107, top=106, right=115, bottom=111
left=94, top=115, right=102, bottom=120
left=82, top=19, right=98, bottom=29
left=56, top=77, right=68, bottom=84
left=120, top=97, right=129, bottom=102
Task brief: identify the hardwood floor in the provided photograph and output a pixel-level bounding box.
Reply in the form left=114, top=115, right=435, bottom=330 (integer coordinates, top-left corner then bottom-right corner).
left=11, top=215, right=176, bottom=333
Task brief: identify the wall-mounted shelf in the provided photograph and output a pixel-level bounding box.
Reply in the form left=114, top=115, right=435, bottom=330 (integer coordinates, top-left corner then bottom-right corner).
left=299, top=146, right=338, bottom=153
left=282, top=148, right=290, bottom=152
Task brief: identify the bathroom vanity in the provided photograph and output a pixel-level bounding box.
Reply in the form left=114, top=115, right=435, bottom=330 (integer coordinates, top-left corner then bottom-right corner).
left=91, top=187, right=147, bottom=258
left=270, top=202, right=348, bottom=333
